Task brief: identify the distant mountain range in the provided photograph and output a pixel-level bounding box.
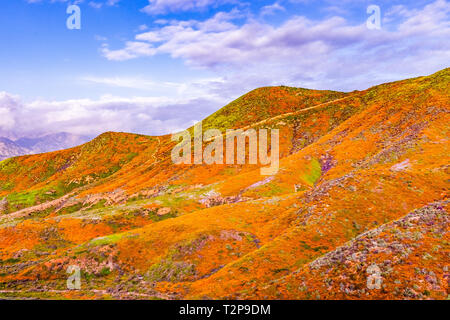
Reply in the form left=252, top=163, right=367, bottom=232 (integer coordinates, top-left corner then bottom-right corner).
left=0, top=132, right=90, bottom=161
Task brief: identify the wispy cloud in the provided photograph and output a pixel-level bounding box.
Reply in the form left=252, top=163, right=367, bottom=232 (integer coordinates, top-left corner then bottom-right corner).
left=141, top=0, right=239, bottom=15
left=101, top=42, right=156, bottom=61
left=81, top=75, right=227, bottom=99
left=89, top=0, right=120, bottom=9
left=260, top=2, right=286, bottom=17
left=26, top=0, right=119, bottom=7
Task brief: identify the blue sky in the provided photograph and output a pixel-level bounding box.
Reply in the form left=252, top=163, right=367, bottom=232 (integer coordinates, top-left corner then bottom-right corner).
left=0, top=0, right=448, bottom=138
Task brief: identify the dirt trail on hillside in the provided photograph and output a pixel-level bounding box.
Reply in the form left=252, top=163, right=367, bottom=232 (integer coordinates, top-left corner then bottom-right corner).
left=243, top=95, right=354, bottom=129
left=204, top=95, right=355, bottom=142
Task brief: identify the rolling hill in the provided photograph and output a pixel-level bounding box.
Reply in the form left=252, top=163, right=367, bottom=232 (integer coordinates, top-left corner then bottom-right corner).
left=0, top=68, right=448, bottom=300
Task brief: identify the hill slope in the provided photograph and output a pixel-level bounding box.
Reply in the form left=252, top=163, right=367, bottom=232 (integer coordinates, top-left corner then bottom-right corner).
left=0, top=68, right=448, bottom=300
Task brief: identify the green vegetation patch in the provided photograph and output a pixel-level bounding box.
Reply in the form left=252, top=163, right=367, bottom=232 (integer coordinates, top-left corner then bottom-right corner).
left=303, top=158, right=322, bottom=185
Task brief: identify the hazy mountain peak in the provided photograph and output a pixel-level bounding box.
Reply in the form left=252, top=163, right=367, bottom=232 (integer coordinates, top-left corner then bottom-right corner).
left=0, top=132, right=90, bottom=161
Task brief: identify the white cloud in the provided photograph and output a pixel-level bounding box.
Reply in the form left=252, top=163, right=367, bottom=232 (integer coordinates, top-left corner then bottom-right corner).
left=260, top=2, right=285, bottom=17
left=94, top=35, right=108, bottom=41
left=101, top=42, right=157, bottom=61
left=82, top=76, right=160, bottom=89
left=89, top=0, right=120, bottom=8
left=0, top=93, right=20, bottom=133
left=138, top=24, right=149, bottom=31
left=0, top=75, right=232, bottom=138
left=27, top=0, right=85, bottom=4
left=89, top=2, right=103, bottom=9
left=81, top=75, right=229, bottom=101
left=0, top=93, right=221, bottom=137
left=102, top=0, right=450, bottom=92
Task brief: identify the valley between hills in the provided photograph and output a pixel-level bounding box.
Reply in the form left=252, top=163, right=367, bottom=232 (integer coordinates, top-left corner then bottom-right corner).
left=0, top=68, right=448, bottom=300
